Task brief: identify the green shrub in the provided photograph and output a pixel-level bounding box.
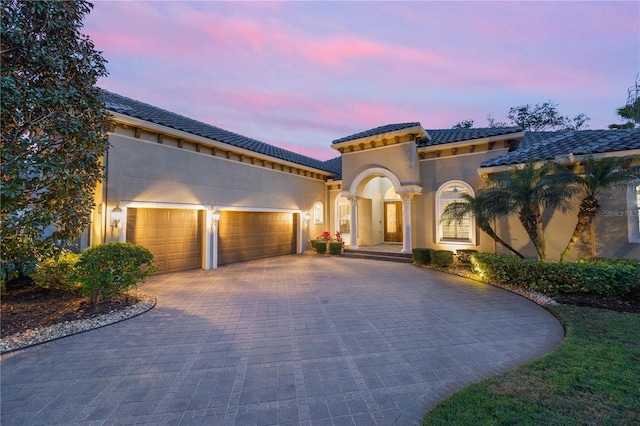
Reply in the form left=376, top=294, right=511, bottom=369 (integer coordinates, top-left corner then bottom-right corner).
left=75, top=243, right=158, bottom=303
left=456, top=249, right=478, bottom=265
left=470, top=253, right=639, bottom=295
left=328, top=242, right=343, bottom=255
left=412, top=248, right=433, bottom=265
left=31, top=252, right=81, bottom=293
left=432, top=250, right=454, bottom=267
left=314, top=242, right=327, bottom=255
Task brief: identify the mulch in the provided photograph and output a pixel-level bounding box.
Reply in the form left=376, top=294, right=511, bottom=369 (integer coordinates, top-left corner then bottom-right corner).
left=1, top=277, right=140, bottom=339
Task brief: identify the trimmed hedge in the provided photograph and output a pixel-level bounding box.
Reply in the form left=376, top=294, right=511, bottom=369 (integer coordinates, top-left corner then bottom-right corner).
left=412, top=248, right=433, bottom=265
left=456, top=249, right=478, bottom=265
left=328, top=242, right=343, bottom=255
left=470, top=252, right=640, bottom=295
left=313, top=241, right=327, bottom=254
left=432, top=250, right=454, bottom=267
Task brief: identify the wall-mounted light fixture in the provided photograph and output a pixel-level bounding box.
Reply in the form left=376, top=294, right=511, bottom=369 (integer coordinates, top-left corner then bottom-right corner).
left=110, top=205, right=123, bottom=228
left=303, top=213, right=311, bottom=224
left=211, top=211, right=221, bottom=227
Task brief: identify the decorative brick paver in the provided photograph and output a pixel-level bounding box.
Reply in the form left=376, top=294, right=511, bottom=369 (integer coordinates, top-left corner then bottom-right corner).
left=1, top=256, right=563, bottom=425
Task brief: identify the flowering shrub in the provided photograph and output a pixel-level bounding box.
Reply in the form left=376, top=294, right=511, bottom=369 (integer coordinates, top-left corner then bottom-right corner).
left=318, top=231, right=331, bottom=241
left=317, top=231, right=344, bottom=242
left=75, top=242, right=158, bottom=303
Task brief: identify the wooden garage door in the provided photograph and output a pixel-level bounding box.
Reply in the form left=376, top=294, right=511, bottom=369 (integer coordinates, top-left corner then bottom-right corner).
left=218, top=211, right=297, bottom=265
left=126, top=208, right=202, bottom=273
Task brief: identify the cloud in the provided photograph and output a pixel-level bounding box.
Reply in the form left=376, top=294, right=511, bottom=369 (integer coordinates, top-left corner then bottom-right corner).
left=86, top=0, right=638, bottom=154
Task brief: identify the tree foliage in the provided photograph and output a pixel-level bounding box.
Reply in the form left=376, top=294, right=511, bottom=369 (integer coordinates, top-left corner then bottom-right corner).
left=484, top=161, right=578, bottom=261
left=452, top=120, right=474, bottom=129
left=506, top=101, right=590, bottom=131
left=609, top=76, right=640, bottom=129
left=456, top=101, right=590, bottom=131
left=441, top=192, right=524, bottom=258
left=559, top=156, right=640, bottom=262
left=1, top=0, right=111, bottom=281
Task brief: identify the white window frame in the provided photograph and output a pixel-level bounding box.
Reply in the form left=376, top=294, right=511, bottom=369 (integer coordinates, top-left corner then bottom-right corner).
left=627, top=184, right=640, bottom=243
left=313, top=201, right=324, bottom=225
left=436, top=180, right=476, bottom=246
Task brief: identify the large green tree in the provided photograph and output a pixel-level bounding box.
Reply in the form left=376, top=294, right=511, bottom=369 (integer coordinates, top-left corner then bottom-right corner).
left=441, top=191, right=525, bottom=258
left=559, top=155, right=640, bottom=262
left=1, top=0, right=111, bottom=281
left=484, top=161, right=577, bottom=261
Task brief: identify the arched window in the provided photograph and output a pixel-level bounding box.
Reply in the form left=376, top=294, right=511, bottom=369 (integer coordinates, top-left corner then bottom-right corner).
left=384, top=186, right=400, bottom=200
left=313, top=201, right=323, bottom=225
left=436, top=180, right=476, bottom=245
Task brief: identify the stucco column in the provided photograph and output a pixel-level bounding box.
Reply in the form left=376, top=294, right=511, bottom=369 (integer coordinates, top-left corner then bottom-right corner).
left=348, top=196, right=359, bottom=249
left=400, top=194, right=414, bottom=253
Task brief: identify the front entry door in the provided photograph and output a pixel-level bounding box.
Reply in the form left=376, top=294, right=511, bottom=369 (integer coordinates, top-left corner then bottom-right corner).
left=384, top=201, right=403, bottom=242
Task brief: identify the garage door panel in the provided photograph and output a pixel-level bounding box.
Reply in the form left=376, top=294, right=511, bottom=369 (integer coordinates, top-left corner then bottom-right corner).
left=127, top=208, right=202, bottom=273
left=218, top=211, right=297, bottom=266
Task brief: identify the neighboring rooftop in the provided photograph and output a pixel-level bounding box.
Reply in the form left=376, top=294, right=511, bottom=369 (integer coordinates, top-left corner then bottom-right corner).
left=419, top=126, right=523, bottom=147
left=332, top=122, right=422, bottom=144
left=101, top=90, right=336, bottom=173
left=481, top=129, right=640, bottom=167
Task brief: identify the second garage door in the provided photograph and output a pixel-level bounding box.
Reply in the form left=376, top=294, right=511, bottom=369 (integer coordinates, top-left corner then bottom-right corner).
left=218, top=211, right=297, bottom=265
left=126, top=208, right=203, bottom=273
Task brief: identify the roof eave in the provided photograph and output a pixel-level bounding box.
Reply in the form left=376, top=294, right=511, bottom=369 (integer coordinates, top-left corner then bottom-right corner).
left=418, top=131, right=525, bottom=153
left=108, top=111, right=336, bottom=176
left=477, top=148, right=640, bottom=178
left=331, top=125, right=427, bottom=151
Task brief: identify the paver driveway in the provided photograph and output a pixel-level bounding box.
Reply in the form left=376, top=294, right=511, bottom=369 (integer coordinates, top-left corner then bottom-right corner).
left=1, top=255, right=563, bottom=425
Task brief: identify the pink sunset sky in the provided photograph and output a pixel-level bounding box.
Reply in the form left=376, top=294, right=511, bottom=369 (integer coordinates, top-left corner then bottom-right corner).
left=84, top=1, right=639, bottom=160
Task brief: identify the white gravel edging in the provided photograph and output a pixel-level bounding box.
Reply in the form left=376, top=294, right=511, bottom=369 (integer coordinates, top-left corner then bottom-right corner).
left=413, top=262, right=558, bottom=307
left=1, top=290, right=156, bottom=354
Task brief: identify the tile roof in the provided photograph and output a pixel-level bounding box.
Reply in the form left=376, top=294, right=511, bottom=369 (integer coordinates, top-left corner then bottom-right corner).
left=101, top=90, right=336, bottom=174
left=481, top=129, right=640, bottom=168
left=323, top=156, right=342, bottom=179
left=332, top=122, right=422, bottom=144
left=418, top=126, right=522, bottom=147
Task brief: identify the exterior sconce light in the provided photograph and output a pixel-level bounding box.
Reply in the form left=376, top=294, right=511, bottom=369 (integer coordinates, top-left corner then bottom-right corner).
left=110, top=205, right=123, bottom=228
left=303, top=213, right=311, bottom=224
left=211, top=212, right=221, bottom=226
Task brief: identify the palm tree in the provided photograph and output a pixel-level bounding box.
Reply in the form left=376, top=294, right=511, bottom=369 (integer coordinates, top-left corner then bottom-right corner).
left=485, top=160, right=577, bottom=261
left=559, top=155, right=640, bottom=262
left=441, top=191, right=525, bottom=258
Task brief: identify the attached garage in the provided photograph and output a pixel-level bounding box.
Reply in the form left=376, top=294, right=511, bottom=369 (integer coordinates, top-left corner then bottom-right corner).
left=218, top=211, right=298, bottom=265
left=126, top=208, right=203, bottom=272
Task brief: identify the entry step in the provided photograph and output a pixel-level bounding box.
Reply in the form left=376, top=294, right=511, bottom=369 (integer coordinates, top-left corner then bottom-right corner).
left=342, top=249, right=413, bottom=263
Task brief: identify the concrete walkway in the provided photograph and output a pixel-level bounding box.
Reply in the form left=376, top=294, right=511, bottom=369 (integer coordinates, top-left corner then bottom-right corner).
left=1, top=256, right=564, bottom=425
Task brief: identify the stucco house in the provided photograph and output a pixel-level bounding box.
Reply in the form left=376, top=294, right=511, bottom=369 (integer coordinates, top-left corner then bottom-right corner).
left=91, top=91, right=640, bottom=272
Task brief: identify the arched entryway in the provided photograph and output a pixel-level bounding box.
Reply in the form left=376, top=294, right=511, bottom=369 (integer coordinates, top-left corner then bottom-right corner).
left=341, top=167, right=421, bottom=253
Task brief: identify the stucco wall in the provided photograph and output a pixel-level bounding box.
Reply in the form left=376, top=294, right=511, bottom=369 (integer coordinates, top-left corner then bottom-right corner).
left=96, top=128, right=326, bottom=246
left=415, top=149, right=510, bottom=252
left=340, top=142, right=420, bottom=194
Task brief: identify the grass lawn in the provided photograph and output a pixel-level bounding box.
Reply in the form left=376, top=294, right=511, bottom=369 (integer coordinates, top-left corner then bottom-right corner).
left=423, top=304, right=640, bottom=425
